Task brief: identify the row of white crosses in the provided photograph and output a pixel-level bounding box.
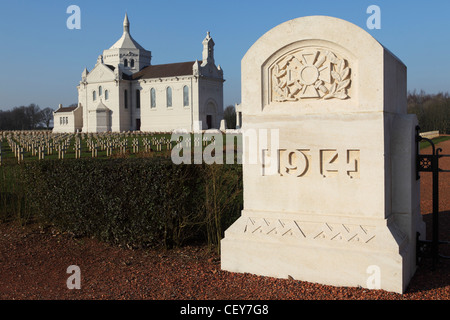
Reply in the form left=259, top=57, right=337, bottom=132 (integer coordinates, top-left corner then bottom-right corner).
left=176, top=135, right=216, bottom=149
left=2, top=131, right=75, bottom=161
left=5, top=135, right=25, bottom=163
left=1, top=131, right=24, bottom=164
left=74, top=138, right=82, bottom=159
left=56, top=137, right=71, bottom=160
left=0, top=130, right=188, bottom=162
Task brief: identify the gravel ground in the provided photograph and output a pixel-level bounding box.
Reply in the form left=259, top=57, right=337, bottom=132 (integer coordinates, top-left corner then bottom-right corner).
left=0, top=140, right=449, bottom=305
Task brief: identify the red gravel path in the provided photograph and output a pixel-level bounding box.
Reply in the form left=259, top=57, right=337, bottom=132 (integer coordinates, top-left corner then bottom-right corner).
left=0, top=141, right=449, bottom=302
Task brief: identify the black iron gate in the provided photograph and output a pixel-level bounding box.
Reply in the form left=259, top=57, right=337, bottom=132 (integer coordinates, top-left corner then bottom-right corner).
left=415, top=126, right=450, bottom=268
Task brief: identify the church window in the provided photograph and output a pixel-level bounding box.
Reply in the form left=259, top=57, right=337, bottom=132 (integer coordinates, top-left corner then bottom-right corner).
left=124, top=59, right=128, bottom=67
left=60, top=117, right=63, bottom=125
left=93, top=91, right=97, bottom=101
left=183, top=86, right=189, bottom=107
left=136, top=89, right=141, bottom=109
left=150, top=88, right=156, bottom=108
left=130, top=59, right=135, bottom=68
left=124, top=90, right=128, bottom=109
left=166, top=87, right=172, bottom=108
left=99, top=86, right=102, bottom=96
left=105, top=90, right=109, bottom=100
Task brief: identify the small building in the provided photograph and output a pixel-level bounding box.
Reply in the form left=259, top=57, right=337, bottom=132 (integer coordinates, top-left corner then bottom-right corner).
left=53, top=104, right=83, bottom=133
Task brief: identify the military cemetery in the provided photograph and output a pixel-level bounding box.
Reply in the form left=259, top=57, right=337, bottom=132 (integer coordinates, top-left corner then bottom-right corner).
left=1, top=2, right=449, bottom=304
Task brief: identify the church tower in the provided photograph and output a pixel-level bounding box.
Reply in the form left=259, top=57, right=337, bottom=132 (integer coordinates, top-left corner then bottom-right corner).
left=102, top=14, right=152, bottom=76
left=202, top=31, right=215, bottom=66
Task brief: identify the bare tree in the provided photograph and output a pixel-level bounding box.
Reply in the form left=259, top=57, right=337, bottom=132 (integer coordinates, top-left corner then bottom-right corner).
left=25, top=104, right=43, bottom=129
left=0, top=104, right=48, bottom=130
left=40, top=107, right=55, bottom=129
left=12, top=106, right=29, bottom=130
left=408, top=91, right=450, bottom=134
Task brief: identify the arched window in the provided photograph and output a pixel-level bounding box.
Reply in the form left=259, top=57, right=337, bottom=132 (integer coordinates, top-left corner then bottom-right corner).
left=124, top=59, right=128, bottom=67
left=130, top=59, right=135, bottom=68
left=104, top=90, right=109, bottom=100
left=124, top=89, right=128, bottom=109
left=166, top=87, right=172, bottom=107
left=183, top=85, right=189, bottom=107
left=99, top=86, right=102, bottom=96
left=136, top=89, right=141, bottom=109
left=150, top=88, right=156, bottom=108
left=93, top=90, right=97, bottom=101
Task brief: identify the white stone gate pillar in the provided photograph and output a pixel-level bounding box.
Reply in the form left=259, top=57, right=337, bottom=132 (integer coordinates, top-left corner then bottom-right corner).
left=221, top=16, right=425, bottom=294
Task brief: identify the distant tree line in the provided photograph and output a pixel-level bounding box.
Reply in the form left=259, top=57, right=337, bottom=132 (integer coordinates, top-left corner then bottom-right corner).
left=408, top=91, right=450, bottom=134
left=1, top=95, right=447, bottom=133
left=0, top=104, right=55, bottom=130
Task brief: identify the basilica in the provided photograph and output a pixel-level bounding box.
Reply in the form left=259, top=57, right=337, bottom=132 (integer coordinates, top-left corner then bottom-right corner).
left=53, top=14, right=224, bottom=133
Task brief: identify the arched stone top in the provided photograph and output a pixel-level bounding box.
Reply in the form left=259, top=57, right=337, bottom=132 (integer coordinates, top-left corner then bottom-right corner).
left=242, top=16, right=406, bottom=115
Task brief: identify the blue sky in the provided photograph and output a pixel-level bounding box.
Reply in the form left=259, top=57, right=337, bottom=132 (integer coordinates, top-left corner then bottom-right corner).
left=0, top=0, right=449, bottom=111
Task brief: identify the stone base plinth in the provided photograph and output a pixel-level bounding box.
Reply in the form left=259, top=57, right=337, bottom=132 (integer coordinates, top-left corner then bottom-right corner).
left=221, top=211, right=414, bottom=294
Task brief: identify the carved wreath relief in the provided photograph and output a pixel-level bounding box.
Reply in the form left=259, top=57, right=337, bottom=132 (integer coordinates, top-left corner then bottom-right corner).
left=270, top=49, right=351, bottom=102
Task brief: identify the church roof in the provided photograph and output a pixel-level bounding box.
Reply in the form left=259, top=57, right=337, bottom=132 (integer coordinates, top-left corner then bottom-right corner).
left=109, top=32, right=146, bottom=50
left=131, top=61, right=196, bottom=80
left=109, top=14, right=146, bottom=50
left=54, top=106, right=78, bottom=113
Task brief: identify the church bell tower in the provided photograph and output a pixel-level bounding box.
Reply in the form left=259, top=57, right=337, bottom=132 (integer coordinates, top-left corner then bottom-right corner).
left=202, top=31, right=215, bottom=66
left=102, top=14, right=152, bottom=75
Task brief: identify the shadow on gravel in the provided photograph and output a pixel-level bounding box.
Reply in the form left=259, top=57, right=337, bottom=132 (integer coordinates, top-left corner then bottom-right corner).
left=421, top=210, right=450, bottom=255
left=406, top=210, right=450, bottom=294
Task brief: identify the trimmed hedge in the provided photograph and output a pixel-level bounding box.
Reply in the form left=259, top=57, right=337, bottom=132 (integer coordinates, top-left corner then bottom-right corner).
left=0, top=165, right=29, bottom=223
left=20, top=158, right=242, bottom=249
